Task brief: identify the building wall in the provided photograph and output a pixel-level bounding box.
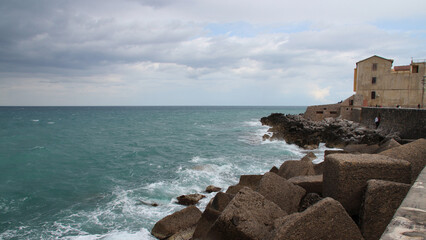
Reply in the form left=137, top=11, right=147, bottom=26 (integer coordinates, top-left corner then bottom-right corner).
left=359, top=107, right=426, bottom=139
left=304, top=103, right=340, bottom=121
left=354, top=56, right=426, bottom=108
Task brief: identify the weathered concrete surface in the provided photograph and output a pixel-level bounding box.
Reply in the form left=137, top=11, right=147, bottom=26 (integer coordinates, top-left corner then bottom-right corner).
left=205, top=187, right=287, bottom=240
left=323, top=153, right=411, bottom=216
left=271, top=198, right=363, bottom=240
left=379, top=138, right=426, bottom=183
left=257, top=172, right=306, bottom=214
left=360, top=180, right=410, bottom=240
left=381, top=167, right=426, bottom=240
left=151, top=205, right=202, bottom=239
left=288, top=174, right=323, bottom=195
left=226, top=175, right=263, bottom=194
left=278, top=160, right=316, bottom=179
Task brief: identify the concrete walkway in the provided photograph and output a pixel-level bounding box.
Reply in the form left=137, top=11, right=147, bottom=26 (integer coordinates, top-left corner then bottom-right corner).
left=381, top=167, right=426, bottom=239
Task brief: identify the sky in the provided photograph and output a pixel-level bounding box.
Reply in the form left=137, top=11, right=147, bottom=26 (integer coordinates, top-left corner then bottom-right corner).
left=0, top=0, right=425, bottom=106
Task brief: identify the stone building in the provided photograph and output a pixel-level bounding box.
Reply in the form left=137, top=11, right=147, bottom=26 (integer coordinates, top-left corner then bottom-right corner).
left=354, top=55, right=426, bottom=108
left=304, top=55, right=425, bottom=121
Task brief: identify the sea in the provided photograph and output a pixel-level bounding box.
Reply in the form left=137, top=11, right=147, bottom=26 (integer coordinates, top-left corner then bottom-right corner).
left=0, top=106, right=332, bottom=239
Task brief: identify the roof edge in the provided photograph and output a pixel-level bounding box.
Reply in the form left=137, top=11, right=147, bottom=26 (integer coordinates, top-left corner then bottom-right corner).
left=356, top=55, right=394, bottom=64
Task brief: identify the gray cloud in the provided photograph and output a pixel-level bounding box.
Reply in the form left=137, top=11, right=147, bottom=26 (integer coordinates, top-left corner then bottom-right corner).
left=0, top=0, right=425, bottom=105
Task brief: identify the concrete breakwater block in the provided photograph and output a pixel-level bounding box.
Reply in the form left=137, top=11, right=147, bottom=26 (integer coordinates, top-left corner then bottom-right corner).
left=205, top=187, right=287, bottom=240
left=379, top=138, right=426, bottom=183
left=226, top=175, right=263, bottom=194
left=278, top=160, right=316, bottom=179
left=323, top=153, right=411, bottom=216
left=151, top=205, right=202, bottom=239
left=257, top=172, right=306, bottom=214
left=360, top=179, right=410, bottom=240
left=192, top=192, right=234, bottom=240
left=288, top=174, right=323, bottom=195
left=271, top=198, right=363, bottom=240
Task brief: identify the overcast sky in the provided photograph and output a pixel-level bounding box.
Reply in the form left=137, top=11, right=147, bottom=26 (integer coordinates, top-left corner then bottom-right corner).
left=1, top=0, right=425, bottom=106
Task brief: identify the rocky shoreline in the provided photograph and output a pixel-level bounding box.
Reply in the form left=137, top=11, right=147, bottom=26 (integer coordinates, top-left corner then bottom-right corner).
left=150, top=114, right=426, bottom=240
left=260, top=113, right=400, bottom=149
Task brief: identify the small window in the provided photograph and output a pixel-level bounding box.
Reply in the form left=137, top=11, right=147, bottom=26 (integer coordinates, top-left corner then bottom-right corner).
left=316, top=111, right=323, bottom=114
left=371, top=91, right=376, bottom=99
left=330, top=111, right=338, bottom=114
left=349, top=100, right=354, bottom=106
left=372, top=63, right=377, bottom=71
left=323, top=108, right=327, bottom=110
left=372, top=77, right=376, bottom=84
left=412, top=65, right=419, bottom=73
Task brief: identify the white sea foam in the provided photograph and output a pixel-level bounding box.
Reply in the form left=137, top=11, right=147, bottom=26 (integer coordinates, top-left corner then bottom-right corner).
left=47, top=121, right=55, bottom=124
left=31, top=119, right=39, bottom=122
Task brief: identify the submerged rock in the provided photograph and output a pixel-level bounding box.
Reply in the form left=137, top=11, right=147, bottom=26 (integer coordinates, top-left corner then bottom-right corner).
left=205, top=185, right=221, bottom=193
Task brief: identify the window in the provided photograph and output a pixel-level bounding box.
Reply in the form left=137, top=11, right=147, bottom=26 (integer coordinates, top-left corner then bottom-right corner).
left=316, top=111, right=323, bottom=114
left=372, top=77, right=377, bottom=84
left=371, top=91, right=376, bottom=99
left=372, top=63, right=377, bottom=71
left=330, top=111, right=338, bottom=114
left=412, top=65, right=419, bottom=73
left=349, top=100, right=354, bottom=106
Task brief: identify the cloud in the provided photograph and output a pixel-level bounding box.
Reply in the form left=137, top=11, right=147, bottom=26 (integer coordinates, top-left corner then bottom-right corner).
left=0, top=0, right=425, bottom=105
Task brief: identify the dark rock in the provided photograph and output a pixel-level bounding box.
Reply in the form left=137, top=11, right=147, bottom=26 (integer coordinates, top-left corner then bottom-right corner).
left=323, top=153, right=411, bottom=216
left=271, top=198, right=363, bottom=240
left=262, top=134, right=270, bottom=140
left=192, top=192, right=234, bottom=240
left=177, top=194, right=206, bottom=206
left=379, top=138, right=426, bottom=183
left=278, top=160, right=315, bottom=179
left=205, top=187, right=287, bottom=240
left=301, top=152, right=317, bottom=162
left=313, top=161, right=324, bottom=175
left=298, top=193, right=323, bottom=212
left=226, top=184, right=244, bottom=194
left=288, top=174, right=323, bottom=195
left=257, top=172, right=306, bottom=214
left=269, top=166, right=279, bottom=173
left=151, top=205, right=202, bottom=239
left=136, top=200, right=159, bottom=207
left=360, top=180, right=410, bottom=240
left=260, top=113, right=389, bottom=149
left=205, top=185, right=221, bottom=193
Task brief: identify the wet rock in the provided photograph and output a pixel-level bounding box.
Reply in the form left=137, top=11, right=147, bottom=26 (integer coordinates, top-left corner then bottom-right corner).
left=136, top=200, right=159, bottom=207
left=344, top=143, right=380, bottom=154
left=360, top=180, right=410, bottom=240
left=323, top=153, right=411, bottom=216
left=271, top=198, right=363, bottom=240
left=151, top=205, right=202, bottom=239
left=257, top=172, right=306, bottom=214
left=167, top=226, right=196, bottom=240
left=260, top=113, right=388, bottom=149
left=205, top=185, right=221, bottom=193
left=177, top=194, right=206, bottom=206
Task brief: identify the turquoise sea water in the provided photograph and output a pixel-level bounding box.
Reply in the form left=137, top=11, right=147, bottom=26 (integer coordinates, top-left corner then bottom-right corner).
left=0, top=106, right=330, bottom=239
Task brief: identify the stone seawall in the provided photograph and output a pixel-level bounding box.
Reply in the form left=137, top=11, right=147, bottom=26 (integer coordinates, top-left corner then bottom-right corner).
left=359, top=107, right=426, bottom=139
